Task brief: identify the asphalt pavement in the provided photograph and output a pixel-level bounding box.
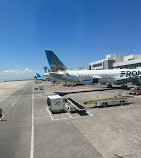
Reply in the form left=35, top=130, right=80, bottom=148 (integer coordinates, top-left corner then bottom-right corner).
left=0, top=81, right=103, bottom=158
left=1, top=81, right=141, bottom=158
left=0, top=81, right=33, bottom=158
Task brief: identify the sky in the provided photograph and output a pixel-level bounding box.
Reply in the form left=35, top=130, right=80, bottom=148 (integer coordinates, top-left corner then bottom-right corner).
left=0, top=0, right=141, bottom=80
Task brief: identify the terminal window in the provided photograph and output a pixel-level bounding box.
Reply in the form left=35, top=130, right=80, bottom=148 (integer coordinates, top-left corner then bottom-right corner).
left=117, top=63, right=141, bottom=69
left=92, top=63, right=102, bottom=68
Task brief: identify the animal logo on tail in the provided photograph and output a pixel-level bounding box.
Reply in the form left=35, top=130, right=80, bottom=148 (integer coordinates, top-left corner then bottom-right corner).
left=45, top=50, right=70, bottom=76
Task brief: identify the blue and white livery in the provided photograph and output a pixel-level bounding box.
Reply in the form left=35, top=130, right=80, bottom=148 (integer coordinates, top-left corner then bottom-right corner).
left=45, top=49, right=141, bottom=87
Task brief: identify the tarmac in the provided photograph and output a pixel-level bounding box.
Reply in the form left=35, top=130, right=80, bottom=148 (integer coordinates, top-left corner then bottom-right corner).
left=0, top=80, right=141, bottom=158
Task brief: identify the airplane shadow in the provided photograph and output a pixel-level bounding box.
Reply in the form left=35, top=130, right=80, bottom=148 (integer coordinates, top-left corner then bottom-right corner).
left=111, top=86, right=130, bottom=90
left=77, top=111, right=89, bottom=116
left=0, top=119, right=7, bottom=122
left=54, top=88, right=110, bottom=96
left=54, top=86, right=131, bottom=96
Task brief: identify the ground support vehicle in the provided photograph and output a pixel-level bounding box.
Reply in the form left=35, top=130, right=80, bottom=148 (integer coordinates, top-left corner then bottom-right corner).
left=84, top=96, right=128, bottom=108
left=39, top=85, right=44, bottom=90
left=66, top=98, right=86, bottom=112
left=64, top=102, right=76, bottom=112
left=47, top=95, right=65, bottom=113
left=129, top=87, right=141, bottom=95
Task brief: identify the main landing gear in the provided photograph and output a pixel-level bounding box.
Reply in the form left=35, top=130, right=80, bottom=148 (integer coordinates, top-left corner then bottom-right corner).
left=121, top=84, right=128, bottom=89
left=107, top=84, right=112, bottom=88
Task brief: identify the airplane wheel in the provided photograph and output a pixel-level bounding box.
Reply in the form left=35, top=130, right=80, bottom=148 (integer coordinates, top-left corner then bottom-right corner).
left=107, top=84, right=112, bottom=88
left=120, top=101, right=124, bottom=105
left=102, top=102, right=108, bottom=107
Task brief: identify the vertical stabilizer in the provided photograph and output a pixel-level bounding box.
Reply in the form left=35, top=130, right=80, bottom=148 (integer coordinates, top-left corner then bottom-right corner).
left=44, top=66, right=51, bottom=73
left=45, top=50, right=70, bottom=76
left=36, top=73, right=41, bottom=78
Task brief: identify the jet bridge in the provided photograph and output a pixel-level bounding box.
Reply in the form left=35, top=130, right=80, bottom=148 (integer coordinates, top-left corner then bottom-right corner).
left=66, top=98, right=86, bottom=112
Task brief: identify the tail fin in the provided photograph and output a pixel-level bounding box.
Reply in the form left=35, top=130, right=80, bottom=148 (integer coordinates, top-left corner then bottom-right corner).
left=45, top=50, right=70, bottom=76
left=44, top=66, right=51, bottom=73
left=36, top=73, right=41, bottom=78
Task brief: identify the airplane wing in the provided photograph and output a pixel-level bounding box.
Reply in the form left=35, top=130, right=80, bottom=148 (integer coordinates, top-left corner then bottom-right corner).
left=115, top=76, right=141, bottom=85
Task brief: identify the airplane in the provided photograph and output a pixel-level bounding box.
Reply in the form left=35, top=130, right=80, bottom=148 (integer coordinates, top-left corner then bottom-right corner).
left=36, top=67, right=52, bottom=81
left=43, top=66, right=52, bottom=81
left=36, top=73, right=45, bottom=81
left=45, top=49, right=141, bottom=88
left=43, top=66, right=60, bottom=83
left=44, top=66, right=51, bottom=77
left=44, top=66, right=51, bottom=73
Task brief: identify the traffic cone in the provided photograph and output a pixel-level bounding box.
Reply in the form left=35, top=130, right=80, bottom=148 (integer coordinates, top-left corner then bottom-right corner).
left=136, top=91, right=138, bottom=96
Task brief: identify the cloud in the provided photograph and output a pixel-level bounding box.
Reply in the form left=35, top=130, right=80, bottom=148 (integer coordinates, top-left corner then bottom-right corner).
left=0, top=68, right=37, bottom=81
left=24, top=68, right=32, bottom=72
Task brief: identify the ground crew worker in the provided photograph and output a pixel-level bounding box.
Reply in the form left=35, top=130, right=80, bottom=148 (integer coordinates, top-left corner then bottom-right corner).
left=0, top=107, right=3, bottom=121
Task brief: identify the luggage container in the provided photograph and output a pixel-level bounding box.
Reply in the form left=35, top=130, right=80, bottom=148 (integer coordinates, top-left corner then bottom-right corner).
left=34, top=87, right=38, bottom=90
left=39, top=85, right=44, bottom=90
left=47, top=95, right=64, bottom=113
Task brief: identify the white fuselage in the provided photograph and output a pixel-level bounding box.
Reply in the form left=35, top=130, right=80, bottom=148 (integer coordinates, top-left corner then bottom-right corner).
left=44, top=69, right=141, bottom=85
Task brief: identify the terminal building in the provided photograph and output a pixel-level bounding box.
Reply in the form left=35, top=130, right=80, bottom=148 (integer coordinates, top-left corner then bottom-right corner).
left=88, top=54, right=141, bottom=70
